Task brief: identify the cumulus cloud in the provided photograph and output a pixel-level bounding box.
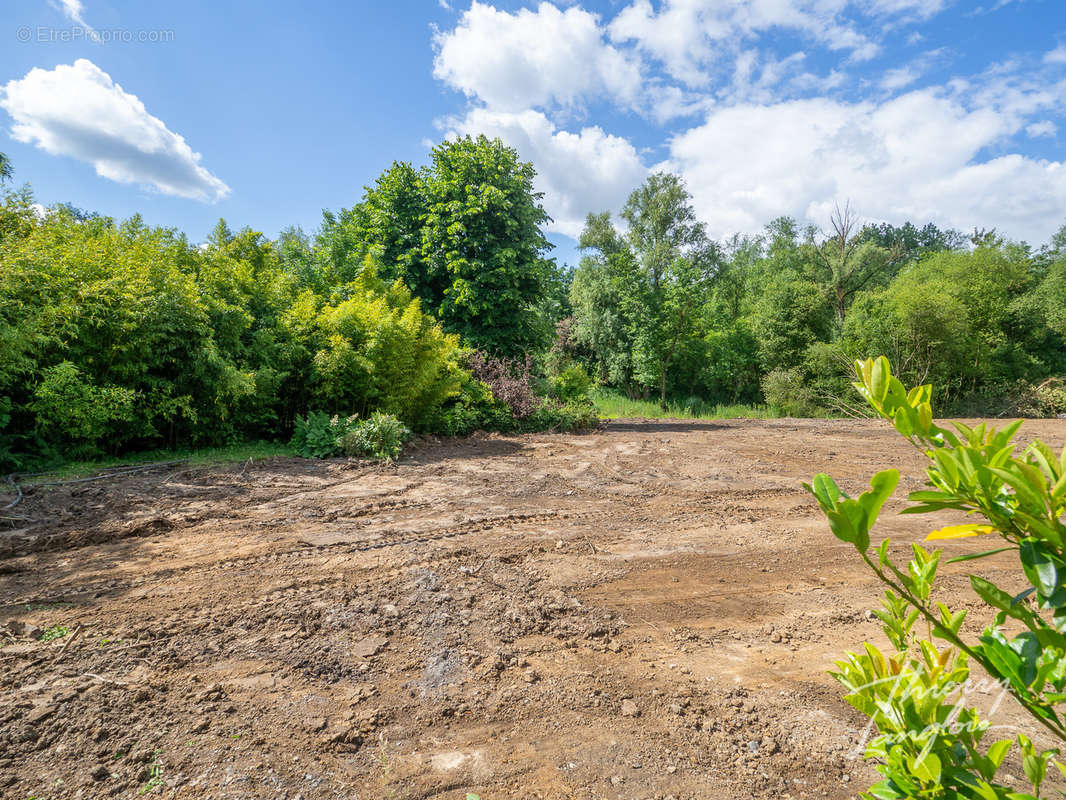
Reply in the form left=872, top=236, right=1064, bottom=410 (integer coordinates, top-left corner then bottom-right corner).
left=433, top=2, right=642, bottom=113
left=664, top=89, right=1066, bottom=244
left=443, top=108, right=648, bottom=237
left=1027, top=120, right=1058, bottom=137
left=1046, top=46, right=1066, bottom=65
left=607, top=0, right=885, bottom=88
left=0, top=59, right=229, bottom=202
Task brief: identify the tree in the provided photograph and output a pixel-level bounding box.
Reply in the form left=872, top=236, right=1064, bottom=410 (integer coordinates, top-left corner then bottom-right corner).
left=804, top=203, right=903, bottom=323
left=859, top=220, right=965, bottom=262
left=570, top=219, right=641, bottom=392
left=352, top=161, right=438, bottom=307
left=570, top=173, right=719, bottom=408
left=0, top=153, right=12, bottom=184
left=317, top=137, right=554, bottom=357
left=420, top=135, right=554, bottom=356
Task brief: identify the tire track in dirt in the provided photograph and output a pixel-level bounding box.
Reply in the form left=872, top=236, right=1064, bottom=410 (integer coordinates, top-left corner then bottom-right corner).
left=4, top=510, right=604, bottom=609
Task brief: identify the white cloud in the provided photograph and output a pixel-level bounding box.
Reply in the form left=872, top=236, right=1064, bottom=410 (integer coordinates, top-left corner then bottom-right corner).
left=1046, top=46, right=1066, bottom=65
left=0, top=59, right=229, bottom=202
left=607, top=0, right=885, bottom=88
left=1027, top=120, right=1058, bottom=137
left=432, top=2, right=642, bottom=113
left=880, top=66, right=920, bottom=90
left=443, top=108, right=648, bottom=238
left=51, top=0, right=93, bottom=31
left=664, top=89, right=1066, bottom=244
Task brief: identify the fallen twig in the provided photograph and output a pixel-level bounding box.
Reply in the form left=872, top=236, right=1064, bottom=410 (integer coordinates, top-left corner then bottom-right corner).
left=2, top=474, right=22, bottom=511
left=51, top=622, right=84, bottom=664
left=82, top=672, right=128, bottom=686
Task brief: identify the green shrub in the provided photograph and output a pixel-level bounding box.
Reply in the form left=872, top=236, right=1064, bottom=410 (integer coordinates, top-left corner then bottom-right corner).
left=760, top=367, right=820, bottom=416
left=520, top=399, right=600, bottom=433
left=289, top=411, right=358, bottom=458
left=306, top=265, right=464, bottom=422
left=425, top=378, right=512, bottom=436
left=31, top=362, right=138, bottom=455
left=1013, top=377, right=1066, bottom=418
left=806, top=356, right=1066, bottom=799
left=340, top=412, right=411, bottom=460
left=549, top=363, right=593, bottom=401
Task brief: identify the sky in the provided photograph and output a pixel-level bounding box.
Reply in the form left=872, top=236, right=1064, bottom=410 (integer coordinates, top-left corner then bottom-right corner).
left=1, top=0, right=1064, bottom=266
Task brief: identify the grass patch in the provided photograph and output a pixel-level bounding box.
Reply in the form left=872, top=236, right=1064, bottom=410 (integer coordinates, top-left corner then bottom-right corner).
left=590, top=388, right=779, bottom=420
left=10, top=441, right=295, bottom=483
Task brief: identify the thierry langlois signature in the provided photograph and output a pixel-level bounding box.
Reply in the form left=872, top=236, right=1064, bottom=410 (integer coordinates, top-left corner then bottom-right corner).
left=845, top=673, right=1020, bottom=758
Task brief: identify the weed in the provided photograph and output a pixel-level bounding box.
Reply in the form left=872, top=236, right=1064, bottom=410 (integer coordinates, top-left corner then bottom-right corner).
left=39, top=625, right=67, bottom=642
left=23, top=602, right=74, bottom=612
left=138, top=752, right=163, bottom=795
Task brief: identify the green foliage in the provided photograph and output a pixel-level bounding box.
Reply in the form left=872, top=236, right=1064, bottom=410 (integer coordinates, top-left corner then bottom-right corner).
left=425, top=379, right=513, bottom=437
left=314, top=136, right=555, bottom=358
left=291, top=411, right=410, bottom=460
left=806, top=356, right=1066, bottom=798
left=1014, top=378, right=1066, bottom=418
left=570, top=174, right=718, bottom=408
left=290, top=412, right=359, bottom=458
left=421, top=136, right=555, bottom=356
left=520, top=399, right=600, bottom=433
left=548, top=363, right=593, bottom=401
left=30, top=362, right=138, bottom=455
left=760, top=367, right=820, bottom=417
left=306, top=264, right=464, bottom=421
left=0, top=191, right=467, bottom=464
left=40, top=625, right=68, bottom=642
left=340, top=412, right=411, bottom=460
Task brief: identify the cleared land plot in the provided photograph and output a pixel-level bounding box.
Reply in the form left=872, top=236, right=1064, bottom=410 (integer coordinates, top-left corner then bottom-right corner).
left=2, top=417, right=1064, bottom=799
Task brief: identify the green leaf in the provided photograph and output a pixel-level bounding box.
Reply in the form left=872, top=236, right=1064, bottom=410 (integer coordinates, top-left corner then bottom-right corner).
left=910, top=750, right=941, bottom=784
left=947, top=546, right=1014, bottom=564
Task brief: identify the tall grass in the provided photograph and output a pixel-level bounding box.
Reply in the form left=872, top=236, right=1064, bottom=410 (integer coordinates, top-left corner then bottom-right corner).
left=589, top=388, right=779, bottom=420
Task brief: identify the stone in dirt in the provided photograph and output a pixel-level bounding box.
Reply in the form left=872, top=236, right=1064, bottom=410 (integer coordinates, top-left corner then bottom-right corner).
left=620, top=699, right=639, bottom=717
left=351, top=635, right=389, bottom=659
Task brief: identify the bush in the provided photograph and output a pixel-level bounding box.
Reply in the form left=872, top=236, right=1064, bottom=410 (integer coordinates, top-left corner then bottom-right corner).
left=289, top=411, right=359, bottom=458
left=291, top=410, right=410, bottom=460
left=1013, top=377, right=1066, bottom=418
left=31, top=362, right=138, bottom=455
left=468, top=351, right=536, bottom=418
left=520, top=399, right=600, bottom=432
left=306, top=265, right=464, bottom=421
left=424, top=378, right=512, bottom=436
left=548, top=363, right=593, bottom=401
left=340, top=412, right=411, bottom=460
left=760, top=367, right=820, bottom=416
left=806, top=356, right=1066, bottom=799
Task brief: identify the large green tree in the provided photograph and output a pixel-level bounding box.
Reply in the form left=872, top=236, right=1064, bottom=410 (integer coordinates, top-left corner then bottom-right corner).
left=571, top=173, right=719, bottom=407
left=420, top=136, right=554, bottom=356
left=301, top=137, right=554, bottom=357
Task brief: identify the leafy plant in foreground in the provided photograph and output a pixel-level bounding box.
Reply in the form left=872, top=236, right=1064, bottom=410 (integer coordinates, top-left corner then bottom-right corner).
left=806, top=356, right=1066, bottom=799
left=340, top=412, right=411, bottom=460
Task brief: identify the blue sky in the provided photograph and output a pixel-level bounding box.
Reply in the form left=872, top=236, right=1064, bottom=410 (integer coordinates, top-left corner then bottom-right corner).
left=1, top=1, right=1064, bottom=266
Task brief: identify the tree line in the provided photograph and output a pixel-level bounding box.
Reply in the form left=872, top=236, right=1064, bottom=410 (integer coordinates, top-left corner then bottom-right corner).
left=1, top=138, right=1064, bottom=467
left=568, top=180, right=1066, bottom=418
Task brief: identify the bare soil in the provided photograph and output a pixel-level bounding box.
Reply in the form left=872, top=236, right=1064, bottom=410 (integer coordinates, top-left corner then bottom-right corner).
left=2, top=417, right=1064, bottom=800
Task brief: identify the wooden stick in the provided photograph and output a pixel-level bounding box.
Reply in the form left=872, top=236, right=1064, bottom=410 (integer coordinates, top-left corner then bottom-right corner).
left=52, top=622, right=84, bottom=664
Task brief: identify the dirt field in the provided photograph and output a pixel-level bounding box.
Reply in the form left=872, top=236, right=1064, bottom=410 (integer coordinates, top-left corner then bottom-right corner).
left=2, top=417, right=1064, bottom=800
